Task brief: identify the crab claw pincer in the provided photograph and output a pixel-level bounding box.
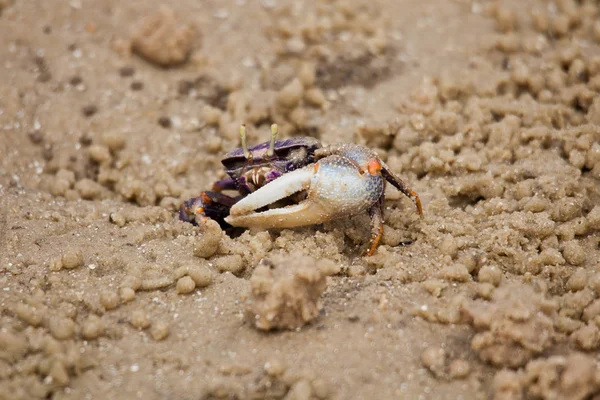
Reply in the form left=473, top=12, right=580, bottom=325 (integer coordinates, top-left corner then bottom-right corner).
left=225, top=144, right=423, bottom=256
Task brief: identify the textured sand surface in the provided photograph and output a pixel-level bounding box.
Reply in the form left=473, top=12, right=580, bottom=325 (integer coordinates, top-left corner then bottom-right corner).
left=1, top=0, right=600, bottom=399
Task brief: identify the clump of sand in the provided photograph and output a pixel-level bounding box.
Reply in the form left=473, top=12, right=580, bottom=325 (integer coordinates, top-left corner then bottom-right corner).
left=461, top=283, right=557, bottom=368
left=245, top=253, right=340, bottom=331
left=493, top=353, right=600, bottom=400
left=131, top=6, right=197, bottom=67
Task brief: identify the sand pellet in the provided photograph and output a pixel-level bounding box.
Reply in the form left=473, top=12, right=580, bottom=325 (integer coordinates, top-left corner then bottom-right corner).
left=62, top=249, right=83, bottom=269
left=130, top=310, right=150, bottom=329
left=567, top=268, right=588, bottom=292
left=438, top=264, right=470, bottom=282
left=43, top=338, right=61, bottom=356
left=150, top=321, right=169, bottom=341
left=88, top=145, right=111, bottom=164
left=304, top=87, right=326, bottom=107
left=187, top=264, right=213, bottom=287
left=119, top=287, right=136, bottom=302
left=448, top=359, right=471, bottom=379
left=110, top=212, right=127, bottom=227
left=286, top=380, right=312, bottom=400
left=75, top=179, right=103, bottom=200
left=298, top=62, right=316, bottom=87
left=551, top=14, right=570, bottom=36
left=571, top=324, right=600, bottom=351
left=100, top=290, right=120, bottom=310
left=583, top=299, right=600, bottom=322
left=421, top=347, right=446, bottom=376
left=101, top=131, right=126, bottom=151
left=171, top=266, right=189, bottom=280
left=49, top=359, right=70, bottom=386
left=121, top=275, right=142, bottom=290
left=131, top=6, right=196, bottom=67
left=176, top=276, right=195, bottom=294
left=50, top=176, right=71, bottom=197
left=193, top=221, right=222, bottom=259
left=64, top=189, right=80, bottom=201
left=49, top=317, right=76, bottom=340
left=587, top=206, right=600, bottom=230
left=56, top=169, right=75, bottom=184
left=202, top=105, right=222, bottom=126
left=0, top=331, right=28, bottom=362
left=213, top=254, right=244, bottom=275
left=562, top=241, right=586, bottom=266
left=494, top=7, right=518, bottom=33
left=49, top=257, right=63, bottom=272
left=476, top=282, right=495, bottom=300
left=14, top=303, right=43, bottom=327
left=276, top=78, right=303, bottom=109
left=81, top=315, right=104, bottom=340
left=140, top=276, right=173, bottom=291
left=440, top=235, right=459, bottom=258
left=478, top=265, right=503, bottom=286
left=264, top=359, right=285, bottom=376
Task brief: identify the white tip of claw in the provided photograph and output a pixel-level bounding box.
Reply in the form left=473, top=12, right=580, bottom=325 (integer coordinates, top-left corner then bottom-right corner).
left=226, top=201, right=328, bottom=228
left=229, top=166, right=313, bottom=216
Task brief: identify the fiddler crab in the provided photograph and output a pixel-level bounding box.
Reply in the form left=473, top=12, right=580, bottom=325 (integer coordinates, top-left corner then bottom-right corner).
left=180, top=124, right=423, bottom=256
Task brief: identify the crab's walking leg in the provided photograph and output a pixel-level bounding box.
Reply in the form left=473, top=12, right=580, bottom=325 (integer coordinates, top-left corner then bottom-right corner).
left=381, top=165, right=424, bottom=217
left=180, top=191, right=238, bottom=228
left=366, top=196, right=385, bottom=256
left=212, top=177, right=237, bottom=192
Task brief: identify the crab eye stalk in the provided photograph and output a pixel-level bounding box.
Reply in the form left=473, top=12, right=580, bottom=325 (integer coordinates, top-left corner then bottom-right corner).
left=240, top=124, right=251, bottom=159
left=267, top=124, right=278, bottom=157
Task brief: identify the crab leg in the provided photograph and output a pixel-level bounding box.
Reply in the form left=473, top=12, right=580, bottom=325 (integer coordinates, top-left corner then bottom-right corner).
left=211, top=177, right=238, bottom=192
left=179, top=191, right=238, bottom=228
left=367, top=196, right=385, bottom=256
left=381, top=163, right=423, bottom=217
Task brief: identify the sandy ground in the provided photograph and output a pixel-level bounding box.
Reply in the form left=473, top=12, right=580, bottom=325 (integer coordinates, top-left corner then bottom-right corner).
left=1, top=0, right=600, bottom=399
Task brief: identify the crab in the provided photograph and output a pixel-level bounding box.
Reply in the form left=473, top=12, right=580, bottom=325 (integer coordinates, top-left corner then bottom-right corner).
left=180, top=124, right=423, bottom=256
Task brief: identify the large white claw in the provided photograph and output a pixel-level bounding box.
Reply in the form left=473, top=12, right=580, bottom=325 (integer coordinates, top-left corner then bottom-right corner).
left=225, top=155, right=385, bottom=229
left=227, top=166, right=314, bottom=216
left=226, top=201, right=330, bottom=228
left=226, top=165, right=330, bottom=228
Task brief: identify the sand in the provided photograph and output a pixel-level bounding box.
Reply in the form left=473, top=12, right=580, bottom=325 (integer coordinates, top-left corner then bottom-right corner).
left=1, top=0, right=600, bottom=399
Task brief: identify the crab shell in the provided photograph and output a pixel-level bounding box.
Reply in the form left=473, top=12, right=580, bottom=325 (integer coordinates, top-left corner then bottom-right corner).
left=221, top=137, right=322, bottom=193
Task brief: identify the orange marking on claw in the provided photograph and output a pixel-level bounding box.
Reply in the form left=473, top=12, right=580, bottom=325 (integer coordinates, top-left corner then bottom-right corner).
left=200, top=193, right=211, bottom=204
left=194, top=207, right=205, bottom=214
left=367, top=160, right=382, bottom=175
left=313, top=162, right=320, bottom=173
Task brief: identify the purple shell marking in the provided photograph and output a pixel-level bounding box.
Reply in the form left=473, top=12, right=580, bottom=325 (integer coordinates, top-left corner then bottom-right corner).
left=222, top=137, right=322, bottom=181
left=223, top=137, right=321, bottom=161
